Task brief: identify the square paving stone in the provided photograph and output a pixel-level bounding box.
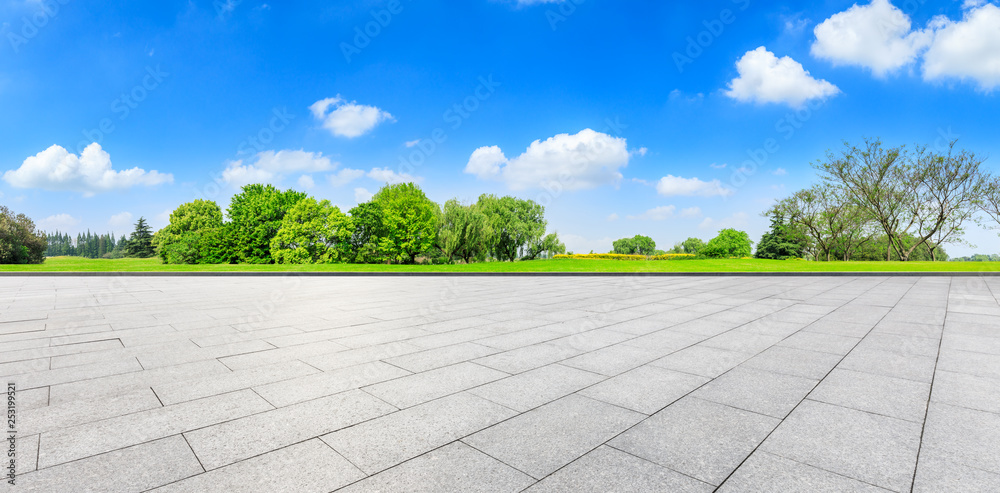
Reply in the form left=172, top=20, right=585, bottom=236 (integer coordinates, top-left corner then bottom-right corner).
left=691, top=366, right=817, bottom=418
left=473, top=342, right=584, bottom=374
left=760, top=399, right=922, bottom=492
left=559, top=343, right=670, bottom=376
left=463, top=394, right=645, bottom=479
left=921, top=402, right=1000, bottom=474
left=525, top=445, right=713, bottom=493
left=718, top=451, right=892, bottom=493
left=777, top=331, right=860, bottom=355
left=936, top=348, right=1000, bottom=380
left=363, top=361, right=508, bottom=409
left=742, top=346, right=842, bottom=380
left=912, top=454, right=1000, bottom=493
left=838, top=346, right=937, bottom=383
left=253, top=360, right=410, bottom=408
left=649, top=345, right=753, bottom=378
left=337, top=442, right=534, bottom=493
left=383, top=342, right=500, bottom=372
left=322, top=391, right=517, bottom=475
left=609, top=397, right=780, bottom=486
left=469, top=363, right=606, bottom=412
left=20, top=436, right=202, bottom=493
left=37, top=389, right=273, bottom=469
left=809, top=368, right=931, bottom=422
left=151, top=439, right=364, bottom=493
left=184, top=389, right=396, bottom=470
left=580, top=365, right=708, bottom=415
left=930, top=370, right=1000, bottom=414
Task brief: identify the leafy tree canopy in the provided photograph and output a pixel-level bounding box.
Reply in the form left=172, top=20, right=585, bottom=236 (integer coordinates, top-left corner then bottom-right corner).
left=702, top=229, right=753, bottom=258
left=227, top=184, right=308, bottom=264
left=271, top=198, right=354, bottom=264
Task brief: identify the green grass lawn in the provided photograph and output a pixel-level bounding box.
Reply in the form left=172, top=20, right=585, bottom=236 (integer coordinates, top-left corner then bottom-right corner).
left=1, top=256, right=998, bottom=273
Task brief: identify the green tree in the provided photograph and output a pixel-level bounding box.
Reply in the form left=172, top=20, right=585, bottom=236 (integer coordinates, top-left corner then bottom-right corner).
left=0, top=206, right=47, bottom=264
left=228, top=184, right=308, bottom=264
left=436, top=200, right=492, bottom=263
left=702, top=229, right=753, bottom=258
left=681, top=237, right=705, bottom=255
left=347, top=201, right=392, bottom=263
left=612, top=235, right=656, bottom=255
left=370, top=183, right=439, bottom=264
left=125, top=217, right=156, bottom=258
left=524, top=232, right=566, bottom=260
left=271, top=198, right=354, bottom=264
left=755, top=212, right=808, bottom=260
left=198, top=224, right=240, bottom=264
left=476, top=194, right=546, bottom=261
left=155, top=199, right=225, bottom=264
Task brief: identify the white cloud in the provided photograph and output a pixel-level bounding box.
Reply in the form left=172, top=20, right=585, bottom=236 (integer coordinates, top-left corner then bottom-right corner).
left=328, top=168, right=365, bottom=187
left=726, top=47, right=840, bottom=108
left=220, top=149, right=335, bottom=188
left=108, top=212, right=133, bottom=228
left=3, top=143, right=173, bottom=196
left=628, top=205, right=676, bottom=221
left=811, top=0, right=932, bottom=77
left=367, top=167, right=422, bottom=185
left=37, top=214, right=79, bottom=232
left=680, top=207, right=703, bottom=218
left=464, top=129, right=630, bottom=191
left=655, top=175, right=734, bottom=198
left=405, top=139, right=421, bottom=148
left=221, top=160, right=277, bottom=188
left=710, top=163, right=727, bottom=169
left=923, top=4, right=1000, bottom=91
left=606, top=213, right=619, bottom=222
left=253, top=150, right=334, bottom=173
left=297, top=175, right=315, bottom=189
left=630, top=147, right=648, bottom=157
left=699, top=212, right=749, bottom=231
left=310, top=96, right=394, bottom=138
left=354, top=187, right=373, bottom=203
left=773, top=168, right=788, bottom=176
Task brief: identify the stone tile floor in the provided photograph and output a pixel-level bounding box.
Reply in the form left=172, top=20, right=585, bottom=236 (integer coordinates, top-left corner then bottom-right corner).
left=2, top=275, right=999, bottom=492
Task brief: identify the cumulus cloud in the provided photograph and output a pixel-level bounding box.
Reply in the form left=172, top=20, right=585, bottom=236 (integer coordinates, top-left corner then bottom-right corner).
left=699, top=212, right=749, bottom=231
left=108, top=212, right=133, bottom=228
left=310, top=96, right=394, bottom=138
left=328, top=168, right=365, bottom=187
left=221, top=149, right=335, bottom=187
left=655, top=175, right=733, bottom=198
left=680, top=207, right=703, bottom=218
left=354, top=187, right=373, bottom=203
left=221, top=161, right=276, bottom=188
left=464, top=129, right=630, bottom=191
left=628, top=205, right=676, bottom=221
left=726, top=47, right=839, bottom=108
left=923, top=4, right=1000, bottom=91
left=3, top=143, right=173, bottom=196
left=367, top=167, right=422, bottom=185
left=37, top=214, right=80, bottom=232
left=811, top=0, right=932, bottom=77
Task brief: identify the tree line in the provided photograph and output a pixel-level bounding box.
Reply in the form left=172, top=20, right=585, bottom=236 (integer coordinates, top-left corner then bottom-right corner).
left=153, top=182, right=567, bottom=265
left=763, top=138, right=997, bottom=261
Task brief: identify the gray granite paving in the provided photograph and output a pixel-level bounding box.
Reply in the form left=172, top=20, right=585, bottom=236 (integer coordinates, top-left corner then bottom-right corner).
left=1, top=275, right=998, bottom=491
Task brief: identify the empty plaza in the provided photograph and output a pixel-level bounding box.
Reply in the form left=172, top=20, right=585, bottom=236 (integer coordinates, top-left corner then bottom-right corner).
left=2, top=275, right=999, bottom=492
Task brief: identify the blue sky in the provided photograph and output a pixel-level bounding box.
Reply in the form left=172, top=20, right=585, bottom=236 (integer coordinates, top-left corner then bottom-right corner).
left=2, top=0, right=999, bottom=255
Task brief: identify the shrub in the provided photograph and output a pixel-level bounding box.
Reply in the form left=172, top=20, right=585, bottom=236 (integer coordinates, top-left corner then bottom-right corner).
left=702, top=229, right=753, bottom=258
left=0, top=206, right=46, bottom=264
